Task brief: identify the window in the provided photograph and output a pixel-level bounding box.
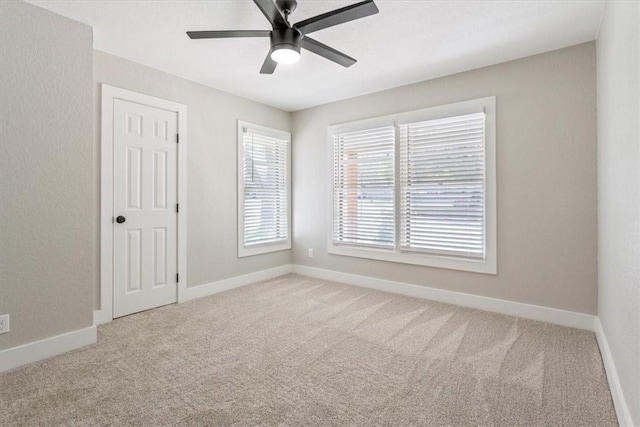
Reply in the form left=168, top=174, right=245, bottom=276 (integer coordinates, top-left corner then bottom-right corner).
left=237, top=121, right=291, bottom=257
left=399, top=113, right=485, bottom=258
left=328, top=97, right=496, bottom=274
left=333, top=125, right=396, bottom=249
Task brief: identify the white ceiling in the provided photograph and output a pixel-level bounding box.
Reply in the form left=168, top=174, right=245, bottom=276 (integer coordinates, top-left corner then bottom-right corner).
left=26, top=0, right=605, bottom=112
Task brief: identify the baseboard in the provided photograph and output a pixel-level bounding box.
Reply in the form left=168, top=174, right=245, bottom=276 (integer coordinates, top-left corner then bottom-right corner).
left=97, top=263, right=594, bottom=331
left=594, top=318, right=634, bottom=426
left=184, top=264, right=294, bottom=301
left=292, top=265, right=595, bottom=331
left=93, top=308, right=111, bottom=326
left=0, top=325, right=97, bottom=373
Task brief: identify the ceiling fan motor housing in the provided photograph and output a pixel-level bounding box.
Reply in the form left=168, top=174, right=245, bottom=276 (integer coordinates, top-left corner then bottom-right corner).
left=270, top=28, right=302, bottom=54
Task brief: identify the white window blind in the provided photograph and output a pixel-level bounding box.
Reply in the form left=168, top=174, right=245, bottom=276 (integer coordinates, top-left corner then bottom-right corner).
left=399, top=112, right=486, bottom=258
left=333, top=125, right=396, bottom=249
left=242, top=127, right=288, bottom=248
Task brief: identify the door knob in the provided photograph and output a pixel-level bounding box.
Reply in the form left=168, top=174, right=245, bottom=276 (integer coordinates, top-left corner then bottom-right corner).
left=116, top=216, right=126, bottom=224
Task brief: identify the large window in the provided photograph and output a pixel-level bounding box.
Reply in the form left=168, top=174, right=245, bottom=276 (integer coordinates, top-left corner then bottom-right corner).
left=329, top=97, right=496, bottom=274
left=237, top=121, right=291, bottom=257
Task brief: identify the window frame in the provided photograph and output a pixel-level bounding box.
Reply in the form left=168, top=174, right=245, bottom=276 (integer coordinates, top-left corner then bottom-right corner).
left=327, top=97, right=497, bottom=274
left=237, top=120, right=292, bottom=258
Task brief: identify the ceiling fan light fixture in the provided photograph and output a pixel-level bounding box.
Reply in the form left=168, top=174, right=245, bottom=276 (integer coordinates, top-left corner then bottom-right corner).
left=271, top=45, right=301, bottom=64
left=269, top=28, right=302, bottom=64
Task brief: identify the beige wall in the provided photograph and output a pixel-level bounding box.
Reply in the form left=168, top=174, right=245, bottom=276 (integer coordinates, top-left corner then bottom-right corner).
left=93, top=51, right=292, bottom=307
left=0, top=1, right=94, bottom=349
left=597, top=1, right=640, bottom=424
left=292, top=42, right=597, bottom=314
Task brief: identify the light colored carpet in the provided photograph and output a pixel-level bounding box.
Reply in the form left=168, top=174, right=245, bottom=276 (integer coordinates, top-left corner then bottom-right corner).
left=1, top=274, right=617, bottom=426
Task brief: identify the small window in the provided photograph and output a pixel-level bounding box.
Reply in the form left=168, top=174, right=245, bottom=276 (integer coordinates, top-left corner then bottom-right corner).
left=237, top=121, right=291, bottom=257
left=328, top=97, right=496, bottom=274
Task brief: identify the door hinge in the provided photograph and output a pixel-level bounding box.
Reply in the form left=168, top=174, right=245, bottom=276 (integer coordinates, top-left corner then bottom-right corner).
left=176, top=273, right=179, bottom=283
left=176, top=203, right=179, bottom=213
left=176, top=133, right=179, bottom=143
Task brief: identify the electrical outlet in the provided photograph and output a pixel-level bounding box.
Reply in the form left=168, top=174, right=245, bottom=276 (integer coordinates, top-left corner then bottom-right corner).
left=308, top=248, right=314, bottom=258
left=0, top=314, right=9, bottom=334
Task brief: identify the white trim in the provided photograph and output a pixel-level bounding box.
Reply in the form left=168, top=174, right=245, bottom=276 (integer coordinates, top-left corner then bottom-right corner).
left=594, top=318, right=634, bottom=426
left=236, top=120, right=292, bottom=258
left=184, top=264, right=293, bottom=301
left=0, top=326, right=96, bottom=373
left=326, top=97, right=497, bottom=275
left=327, top=245, right=496, bottom=275
left=177, top=98, right=189, bottom=304
left=93, top=307, right=111, bottom=326
left=327, top=97, right=495, bottom=134
left=97, top=84, right=188, bottom=324
left=292, top=265, right=595, bottom=330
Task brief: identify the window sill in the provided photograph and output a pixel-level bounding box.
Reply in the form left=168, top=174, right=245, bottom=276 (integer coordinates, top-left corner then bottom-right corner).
left=328, top=244, right=497, bottom=275
left=238, top=240, right=291, bottom=258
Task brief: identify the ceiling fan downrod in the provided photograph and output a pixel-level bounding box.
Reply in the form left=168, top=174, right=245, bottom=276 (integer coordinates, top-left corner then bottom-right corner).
left=276, top=0, right=298, bottom=18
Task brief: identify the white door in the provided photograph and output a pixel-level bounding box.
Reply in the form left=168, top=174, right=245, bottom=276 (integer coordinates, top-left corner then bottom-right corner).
left=113, top=99, right=178, bottom=318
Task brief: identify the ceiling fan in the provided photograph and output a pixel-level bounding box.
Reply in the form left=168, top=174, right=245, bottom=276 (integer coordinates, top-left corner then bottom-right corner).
left=186, top=0, right=379, bottom=74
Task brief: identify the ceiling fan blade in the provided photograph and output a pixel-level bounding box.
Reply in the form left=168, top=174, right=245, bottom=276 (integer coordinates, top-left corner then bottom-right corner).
left=260, top=50, right=278, bottom=74
left=301, top=37, right=356, bottom=68
left=253, top=0, right=289, bottom=29
left=187, top=30, right=271, bottom=39
left=293, top=0, right=378, bottom=35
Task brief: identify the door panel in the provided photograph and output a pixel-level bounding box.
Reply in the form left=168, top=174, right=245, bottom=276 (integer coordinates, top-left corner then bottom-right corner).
left=153, top=150, right=168, bottom=209
left=152, top=227, right=167, bottom=287
left=125, top=228, right=142, bottom=292
left=126, top=147, right=142, bottom=210
left=113, top=99, right=178, bottom=318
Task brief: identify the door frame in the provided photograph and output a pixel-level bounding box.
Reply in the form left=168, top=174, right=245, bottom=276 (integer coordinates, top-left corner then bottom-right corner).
left=96, top=84, right=187, bottom=325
